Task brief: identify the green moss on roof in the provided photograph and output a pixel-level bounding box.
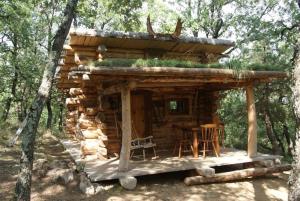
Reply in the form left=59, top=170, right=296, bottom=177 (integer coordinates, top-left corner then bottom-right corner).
left=93, top=59, right=222, bottom=68
left=92, top=58, right=285, bottom=71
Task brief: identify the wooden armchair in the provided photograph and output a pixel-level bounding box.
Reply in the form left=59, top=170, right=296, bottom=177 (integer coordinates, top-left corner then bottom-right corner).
left=199, top=124, right=220, bottom=158
left=131, top=136, right=157, bottom=160
left=115, top=117, right=157, bottom=160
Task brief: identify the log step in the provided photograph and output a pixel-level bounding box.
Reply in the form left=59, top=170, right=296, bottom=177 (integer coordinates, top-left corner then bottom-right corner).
left=184, top=164, right=291, bottom=186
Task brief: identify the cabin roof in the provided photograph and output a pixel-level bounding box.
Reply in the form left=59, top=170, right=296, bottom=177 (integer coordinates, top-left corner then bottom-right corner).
left=56, top=29, right=287, bottom=90
left=56, top=66, right=287, bottom=90
left=68, top=29, right=235, bottom=54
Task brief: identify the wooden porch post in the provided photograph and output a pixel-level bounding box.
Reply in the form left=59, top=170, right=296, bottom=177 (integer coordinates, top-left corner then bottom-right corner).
left=246, top=84, right=257, bottom=158
left=119, top=85, right=132, bottom=172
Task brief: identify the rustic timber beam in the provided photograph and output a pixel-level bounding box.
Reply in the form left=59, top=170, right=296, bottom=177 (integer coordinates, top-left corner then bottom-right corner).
left=82, top=74, right=90, bottom=81
left=86, top=66, right=287, bottom=80
left=184, top=164, right=291, bottom=185
left=102, top=81, right=136, bottom=95
left=74, top=52, right=81, bottom=64
left=119, top=84, right=132, bottom=172
left=246, top=83, right=258, bottom=158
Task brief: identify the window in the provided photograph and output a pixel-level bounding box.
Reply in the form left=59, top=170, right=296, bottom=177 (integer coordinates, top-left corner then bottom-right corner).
left=168, top=99, right=189, bottom=115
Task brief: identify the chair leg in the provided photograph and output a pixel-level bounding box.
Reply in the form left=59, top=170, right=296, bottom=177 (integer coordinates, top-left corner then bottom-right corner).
left=179, top=142, right=182, bottom=158
left=212, top=142, right=219, bottom=157
left=130, top=150, right=134, bottom=159
left=143, top=149, right=146, bottom=161
left=203, top=142, right=206, bottom=158
left=153, top=147, right=157, bottom=158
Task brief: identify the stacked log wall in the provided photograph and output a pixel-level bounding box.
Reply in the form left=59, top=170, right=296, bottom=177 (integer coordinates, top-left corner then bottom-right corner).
left=64, top=86, right=219, bottom=159
left=150, top=90, right=216, bottom=153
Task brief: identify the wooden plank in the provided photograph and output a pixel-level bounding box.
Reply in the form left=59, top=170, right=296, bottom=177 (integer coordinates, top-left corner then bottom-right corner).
left=61, top=139, right=283, bottom=181
left=246, top=84, right=257, bottom=157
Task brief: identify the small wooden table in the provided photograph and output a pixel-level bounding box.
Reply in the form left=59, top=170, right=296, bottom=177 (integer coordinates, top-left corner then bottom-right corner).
left=173, top=125, right=200, bottom=158
left=173, top=125, right=221, bottom=158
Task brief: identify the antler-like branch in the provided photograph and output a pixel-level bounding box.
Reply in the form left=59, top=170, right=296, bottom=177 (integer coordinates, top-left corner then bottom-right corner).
left=147, top=15, right=156, bottom=37
left=172, top=18, right=182, bottom=39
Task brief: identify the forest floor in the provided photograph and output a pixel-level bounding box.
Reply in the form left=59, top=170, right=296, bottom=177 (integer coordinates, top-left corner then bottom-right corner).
left=0, top=127, right=289, bottom=201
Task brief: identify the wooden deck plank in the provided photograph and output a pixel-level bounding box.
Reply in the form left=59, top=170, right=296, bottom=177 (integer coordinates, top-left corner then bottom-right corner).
left=61, top=139, right=282, bottom=182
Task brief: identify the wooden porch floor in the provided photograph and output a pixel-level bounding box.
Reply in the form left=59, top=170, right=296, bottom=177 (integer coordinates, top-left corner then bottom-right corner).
left=61, top=139, right=282, bottom=182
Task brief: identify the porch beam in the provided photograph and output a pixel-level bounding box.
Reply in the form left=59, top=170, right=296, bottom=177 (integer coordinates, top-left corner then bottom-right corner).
left=119, top=83, right=132, bottom=172
left=246, top=83, right=257, bottom=157
left=102, top=81, right=136, bottom=96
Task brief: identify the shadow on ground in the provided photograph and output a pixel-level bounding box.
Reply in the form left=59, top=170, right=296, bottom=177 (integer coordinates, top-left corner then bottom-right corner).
left=0, top=131, right=289, bottom=201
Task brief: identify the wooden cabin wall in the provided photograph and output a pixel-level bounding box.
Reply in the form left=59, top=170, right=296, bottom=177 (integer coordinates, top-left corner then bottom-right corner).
left=150, top=90, right=217, bottom=153
left=64, top=85, right=220, bottom=159
left=64, top=83, right=115, bottom=160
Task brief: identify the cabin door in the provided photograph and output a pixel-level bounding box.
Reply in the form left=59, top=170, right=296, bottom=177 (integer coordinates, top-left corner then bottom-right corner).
left=131, top=91, right=152, bottom=138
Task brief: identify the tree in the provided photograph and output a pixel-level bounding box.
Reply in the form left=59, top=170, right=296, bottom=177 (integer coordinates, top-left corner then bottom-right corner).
left=289, top=2, right=300, bottom=197
left=289, top=37, right=300, bottom=201
left=13, top=0, right=79, bottom=200
left=77, top=0, right=143, bottom=31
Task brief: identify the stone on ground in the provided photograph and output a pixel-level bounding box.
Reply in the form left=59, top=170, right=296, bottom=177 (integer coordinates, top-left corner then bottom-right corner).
left=79, top=173, right=95, bottom=196
left=33, top=158, right=49, bottom=178
left=119, top=176, right=137, bottom=190
left=47, top=168, right=74, bottom=184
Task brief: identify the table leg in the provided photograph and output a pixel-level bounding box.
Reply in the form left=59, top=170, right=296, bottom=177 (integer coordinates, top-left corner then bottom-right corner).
left=192, top=130, right=198, bottom=158
left=214, top=130, right=220, bottom=156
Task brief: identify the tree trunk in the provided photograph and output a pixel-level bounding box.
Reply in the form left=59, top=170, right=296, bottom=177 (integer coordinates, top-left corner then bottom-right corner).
left=282, top=124, right=293, bottom=156
left=262, top=84, right=283, bottom=155
left=263, top=110, right=281, bottom=154
left=46, top=98, right=52, bottom=129
left=289, top=36, right=300, bottom=201
left=2, top=41, right=18, bottom=121
left=13, top=1, right=78, bottom=200
left=58, top=100, right=64, bottom=131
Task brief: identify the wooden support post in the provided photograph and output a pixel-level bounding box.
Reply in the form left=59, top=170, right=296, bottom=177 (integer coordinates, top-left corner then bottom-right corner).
left=119, top=85, right=132, bottom=172
left=246, top=84, right=257, bottom=158
left=192, top=129, right=199, bottom=158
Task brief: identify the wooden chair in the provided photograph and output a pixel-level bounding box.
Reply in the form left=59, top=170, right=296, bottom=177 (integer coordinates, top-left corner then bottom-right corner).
left=218, top=123, right=225, bottom=149
left=130, top=122, right=157, bottom=160
left=131, top=136, right=156, bottom=160
left=173, top=127, right=194, bottom=158
left=199, top=124, right=220, bottom=158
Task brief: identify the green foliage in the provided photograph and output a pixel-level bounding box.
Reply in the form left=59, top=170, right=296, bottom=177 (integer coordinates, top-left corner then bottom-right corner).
left=93, top=58, right=287, bottom=71
left=94, top=58, right=223, bottom=68
left=77, top=0, right=143, bottom=31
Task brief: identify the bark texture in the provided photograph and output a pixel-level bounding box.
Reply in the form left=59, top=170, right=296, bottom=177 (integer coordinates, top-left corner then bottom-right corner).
left=46, top=98, right=52, bottom=129
left=13, top=1, right=78, bottom=200
left=289, top=38, right=300, bottom=201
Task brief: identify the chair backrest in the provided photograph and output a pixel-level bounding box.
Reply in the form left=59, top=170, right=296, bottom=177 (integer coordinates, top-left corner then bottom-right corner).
left=200, top=124, right=218, bottom=141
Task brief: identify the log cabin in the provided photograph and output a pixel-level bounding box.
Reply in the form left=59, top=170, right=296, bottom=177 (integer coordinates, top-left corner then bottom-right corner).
left=56, top=28, right=288, bottom=188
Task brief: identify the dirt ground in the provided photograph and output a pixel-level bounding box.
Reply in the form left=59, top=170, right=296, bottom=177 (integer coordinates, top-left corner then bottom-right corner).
left=0, top=130, right=289, bottom=201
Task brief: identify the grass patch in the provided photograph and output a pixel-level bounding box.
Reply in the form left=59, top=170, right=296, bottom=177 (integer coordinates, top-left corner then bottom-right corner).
left=92, top=58, right=286, bottom=71
left=93, top=59, right=223, bottom=68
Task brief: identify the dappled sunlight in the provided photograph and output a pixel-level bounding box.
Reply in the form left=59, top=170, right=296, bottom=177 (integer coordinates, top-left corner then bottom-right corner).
left=0, top=130, right=289, bottom=201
